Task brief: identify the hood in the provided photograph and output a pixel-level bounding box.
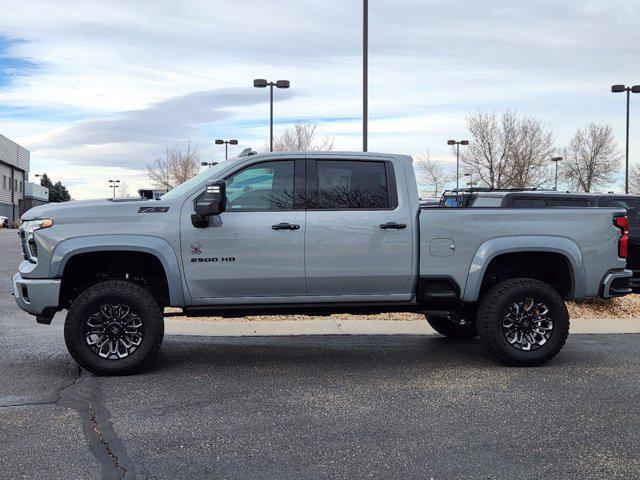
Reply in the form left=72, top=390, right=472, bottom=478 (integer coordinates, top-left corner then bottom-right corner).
left=21, top=198, right=155, bottom=222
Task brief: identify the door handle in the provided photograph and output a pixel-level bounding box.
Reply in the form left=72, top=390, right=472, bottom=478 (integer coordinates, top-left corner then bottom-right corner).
left=272, top=222, right=300, bottom=230
left=379, top=222, right=407, bottom=230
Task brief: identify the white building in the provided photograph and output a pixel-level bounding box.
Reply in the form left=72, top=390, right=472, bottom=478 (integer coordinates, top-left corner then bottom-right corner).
left=0, top=134, right=29, bottom=224
left=24, top=182, right=49, bottom=211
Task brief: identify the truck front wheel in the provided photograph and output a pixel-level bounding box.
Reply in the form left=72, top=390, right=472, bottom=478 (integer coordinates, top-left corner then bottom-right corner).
left=477, top=278, right=569, bottom=366
left=64, top=280, right=164, bottom=375
left=426, top=313, right=477, bottom=340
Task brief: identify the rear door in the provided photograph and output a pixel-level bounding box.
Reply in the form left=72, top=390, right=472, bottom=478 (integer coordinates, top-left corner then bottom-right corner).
left=304, top=157, right=414, bottom=297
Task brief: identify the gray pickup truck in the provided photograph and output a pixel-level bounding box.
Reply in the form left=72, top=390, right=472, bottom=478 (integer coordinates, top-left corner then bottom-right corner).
left=12, top=151, right=632, bottom=374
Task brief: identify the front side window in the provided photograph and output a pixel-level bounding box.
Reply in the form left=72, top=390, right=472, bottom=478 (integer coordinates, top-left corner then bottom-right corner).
left=314, top=160, right=391, bottom=209
left=225, top=161, right=295, bottom=211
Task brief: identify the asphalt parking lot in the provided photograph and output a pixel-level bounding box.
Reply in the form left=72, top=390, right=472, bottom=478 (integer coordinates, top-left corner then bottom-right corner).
left=1, top=229, right=640, bottom=480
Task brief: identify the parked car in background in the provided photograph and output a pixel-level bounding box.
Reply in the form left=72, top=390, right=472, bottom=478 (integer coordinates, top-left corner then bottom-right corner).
left=0, top=216, right=9, bottom=229
left=438, top=188, right=640, bottom=292
left=418, top=197, right=440, bottom=208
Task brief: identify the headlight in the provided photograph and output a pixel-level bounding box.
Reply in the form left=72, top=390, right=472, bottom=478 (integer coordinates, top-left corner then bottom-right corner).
left=23, top=218, right=54, bottom=242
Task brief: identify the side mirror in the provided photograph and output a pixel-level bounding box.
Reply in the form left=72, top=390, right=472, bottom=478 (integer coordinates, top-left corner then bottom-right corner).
left=195, top=180, right=226, bottom=216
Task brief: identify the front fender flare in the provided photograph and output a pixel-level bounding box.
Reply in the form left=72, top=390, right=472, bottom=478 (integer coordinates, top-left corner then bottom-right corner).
left=462, top=236, right=585, bottom=302
left=51, top=235, right=184, bottom=306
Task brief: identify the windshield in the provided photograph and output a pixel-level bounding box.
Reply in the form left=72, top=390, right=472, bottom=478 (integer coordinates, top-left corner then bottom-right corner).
left=160, top=161, right=233, bottom=201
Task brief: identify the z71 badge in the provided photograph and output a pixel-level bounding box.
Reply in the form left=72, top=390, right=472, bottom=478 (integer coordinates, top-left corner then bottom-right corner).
left=138, top=206, right=169, bottom=213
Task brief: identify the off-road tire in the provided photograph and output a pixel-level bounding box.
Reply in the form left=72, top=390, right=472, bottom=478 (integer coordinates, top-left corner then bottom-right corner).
left=477, top=278, right=569, bottom=366
left=426, top=313, right=477, bottom=340
left=64, top=280, right=164, bottom=375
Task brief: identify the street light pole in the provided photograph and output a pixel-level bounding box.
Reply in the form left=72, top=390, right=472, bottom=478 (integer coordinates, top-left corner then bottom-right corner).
left=611, top=84, right=640, bottom=194
left=215, top=139, right=238, bottom=160
left=363, top=0, right=368, bottom=152
left=270, top=84, right=274, bottom=152
left=108, top=179, right=120, bottom=198
left=447, top=139, right=469, bottom=190
left=627, top=88, right=630, bottom=193
left=254, top=79, right=290, bottom=152
left=551, top=156, right=563, bottom=190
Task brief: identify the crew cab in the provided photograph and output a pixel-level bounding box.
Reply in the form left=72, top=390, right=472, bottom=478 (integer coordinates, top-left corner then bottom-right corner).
left=12, top=152, right=632, bottom=374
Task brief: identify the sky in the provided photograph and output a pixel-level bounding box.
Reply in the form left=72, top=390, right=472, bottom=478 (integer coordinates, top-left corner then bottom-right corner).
left=0, top=0, right=639, bottom=199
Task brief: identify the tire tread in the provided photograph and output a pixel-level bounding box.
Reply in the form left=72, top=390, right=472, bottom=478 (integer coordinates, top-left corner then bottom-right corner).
left=64, top=280, right=164, bottom=375
left=477, top=278, right=569, bottom=366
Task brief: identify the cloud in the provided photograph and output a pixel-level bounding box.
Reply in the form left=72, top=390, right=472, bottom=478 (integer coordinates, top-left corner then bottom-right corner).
left=25, top=87, right=293, bottom=168
left=37, top=88, right=283, bottom=148
left=0, top=0, right=639, bottom=198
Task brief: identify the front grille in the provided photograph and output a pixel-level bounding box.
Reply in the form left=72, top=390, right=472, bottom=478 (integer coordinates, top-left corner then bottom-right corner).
left=19, top=229, right=29, bottom=260
left=28, top=240, right=38, bottom=258
left=19, top=227, right=37, bottom=262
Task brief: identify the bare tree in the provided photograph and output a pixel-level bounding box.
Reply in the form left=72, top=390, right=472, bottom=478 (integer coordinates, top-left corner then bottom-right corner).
left=266, top=121, right=335, bottom=152
left=458, top=110, right=512, bottom=188
left=414, top=153, right=453, bottom=197
left=630, top=164, right=640, bottom=195
left=146, top=143, right=201, bottom=190
left=119, top=181, right=130, bottom=198
left=458, top=110, right=555, bottom=189
left=560, top=123, right=622, bottom=192
left=507, top=116, right=555, bottom=188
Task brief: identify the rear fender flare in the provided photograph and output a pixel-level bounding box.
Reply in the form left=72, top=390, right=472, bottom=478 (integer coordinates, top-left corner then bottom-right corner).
left=462, top=236, right=584, bottom=302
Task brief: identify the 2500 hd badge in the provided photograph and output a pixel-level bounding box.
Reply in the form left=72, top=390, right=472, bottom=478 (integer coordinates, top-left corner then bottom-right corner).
left=190, top=257, right=236, bottom=263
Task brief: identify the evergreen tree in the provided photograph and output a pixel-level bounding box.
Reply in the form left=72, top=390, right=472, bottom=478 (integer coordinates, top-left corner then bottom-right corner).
left=38, top=173, right=71, bottom=202
left=51, top=181, right=71, bottom=202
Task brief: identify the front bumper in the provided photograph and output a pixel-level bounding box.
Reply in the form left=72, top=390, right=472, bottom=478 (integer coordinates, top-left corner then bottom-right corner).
left=599, top=269, right=633, bottom=299
left=12, top=273, right=61, bottom=317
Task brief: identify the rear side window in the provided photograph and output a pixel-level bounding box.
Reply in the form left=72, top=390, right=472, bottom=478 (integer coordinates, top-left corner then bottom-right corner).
left=548, top=198, right=589, bottom=207
left=511, top=198, right=547, bottom=207
left=599, top=198, right=640, bottom=209
left=471, top=196, right=502, bottom=207
left=313, top=160, right=393, bottom=209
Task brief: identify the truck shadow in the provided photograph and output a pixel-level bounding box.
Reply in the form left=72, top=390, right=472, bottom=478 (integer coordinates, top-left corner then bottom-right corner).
left=147, top=334, right=574, bottom=375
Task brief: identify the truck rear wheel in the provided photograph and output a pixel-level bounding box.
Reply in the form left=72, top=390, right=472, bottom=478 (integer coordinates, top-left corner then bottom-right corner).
left=477, top=278, right=569, bottom=366
left=426, top=313, right=477, bottom=339
left=64, top=280, right=164, bottom=375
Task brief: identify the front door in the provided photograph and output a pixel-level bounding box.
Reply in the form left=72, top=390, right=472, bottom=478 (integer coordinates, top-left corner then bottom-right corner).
left=181, top=159, right=306, bottom=302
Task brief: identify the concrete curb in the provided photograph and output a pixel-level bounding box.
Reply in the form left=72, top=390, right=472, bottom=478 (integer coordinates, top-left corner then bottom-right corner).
left=165, top=317, right=640, bottom=337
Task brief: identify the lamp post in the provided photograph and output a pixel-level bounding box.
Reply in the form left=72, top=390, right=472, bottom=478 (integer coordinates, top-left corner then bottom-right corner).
left=448, top=139, right=469, bottom=190
left=108, top=179, right=120, bottom=198
left=201, top=162, right=218, bottom=168
left=611, top=84, right=640, bottom=193
left=363, top=0, right=368, bottom=152
left=253, top=79, right=290, bottom=152
left=551, top=156, right=563, bottom=190
left=215, top=139, right=238, bottom=160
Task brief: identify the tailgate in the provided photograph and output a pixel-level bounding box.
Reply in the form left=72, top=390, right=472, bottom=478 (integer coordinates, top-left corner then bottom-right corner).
left=627, top=207, right=640, bottom=292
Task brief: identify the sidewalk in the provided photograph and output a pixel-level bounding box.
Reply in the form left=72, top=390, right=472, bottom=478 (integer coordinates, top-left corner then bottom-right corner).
left=165, top=317, right=640, bottom=337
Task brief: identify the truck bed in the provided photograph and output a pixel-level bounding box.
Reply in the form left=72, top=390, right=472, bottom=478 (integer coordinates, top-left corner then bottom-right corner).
left=418, top=207, right=627, bottom=301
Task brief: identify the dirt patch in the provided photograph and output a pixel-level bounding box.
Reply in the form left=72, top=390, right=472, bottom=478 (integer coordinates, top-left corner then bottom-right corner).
left=567, top=295, right=640, bottom=319
left=167, top=296, right=640, bottom=322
